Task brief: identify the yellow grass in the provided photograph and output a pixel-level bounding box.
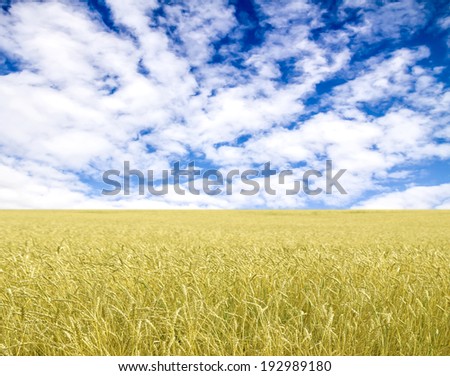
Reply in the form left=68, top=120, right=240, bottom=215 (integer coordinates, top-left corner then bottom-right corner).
left=0, top=210, right=449, bottom=355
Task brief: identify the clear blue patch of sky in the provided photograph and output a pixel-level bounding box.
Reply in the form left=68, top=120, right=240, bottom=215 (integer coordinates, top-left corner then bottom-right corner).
left=80, top=171, right=108, bottom=196
left=214, top=133, right=253, bottom=148
left=228, top=0, right=269, bottom=49
left=1, top=0, right=11, bottom=13
left=82, top=0, right=118, bottom=32
left=0, top=52, right=21, bottom=75
left=137, top=59, right=150, bottom=77
left=400, top=159, right=450, bottom=186
left=366, top=159, right=450, bottom=193
left=210, top=0, right=271, bottom=64
left=81, top=0, right=139, bottom=43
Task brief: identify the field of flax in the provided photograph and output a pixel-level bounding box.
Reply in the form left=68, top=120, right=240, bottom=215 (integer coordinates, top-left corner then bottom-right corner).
left=0, top=210, right=449, bottom=356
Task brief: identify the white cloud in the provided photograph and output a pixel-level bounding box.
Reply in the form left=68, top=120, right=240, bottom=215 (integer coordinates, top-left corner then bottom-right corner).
left=0, top=0, right=448, bottom=209
left=158, top=0, right=237, bottom=66
left=354, top=184, right=450, bottom=209
left=330, top=47, right=430, bottom=111
left=438, top=16, right=450, bottom=30
left=342, top=0, right=428, bottom=41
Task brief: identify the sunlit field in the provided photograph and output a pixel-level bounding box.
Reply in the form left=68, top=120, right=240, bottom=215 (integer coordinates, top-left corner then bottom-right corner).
left=0, top=210, right=448, bottom=356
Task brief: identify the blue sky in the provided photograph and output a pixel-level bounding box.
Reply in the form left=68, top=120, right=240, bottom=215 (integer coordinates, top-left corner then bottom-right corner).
left=0, top=0, right=449, bottom=209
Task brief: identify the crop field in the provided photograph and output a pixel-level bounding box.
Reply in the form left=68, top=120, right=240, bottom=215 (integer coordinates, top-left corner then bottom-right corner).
left=0, top=210, right=449, bottom=356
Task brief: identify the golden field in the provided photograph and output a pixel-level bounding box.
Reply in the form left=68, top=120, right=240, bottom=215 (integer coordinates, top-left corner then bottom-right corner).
left=0, top=210, right=448, bottom=356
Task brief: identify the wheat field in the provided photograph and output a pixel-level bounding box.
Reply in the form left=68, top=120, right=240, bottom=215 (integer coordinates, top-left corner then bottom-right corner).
left=0, top=210, right=448, bottom=356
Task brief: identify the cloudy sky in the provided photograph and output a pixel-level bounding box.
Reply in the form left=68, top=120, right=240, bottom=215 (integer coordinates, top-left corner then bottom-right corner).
left=0, top=0, right=449, bottom=209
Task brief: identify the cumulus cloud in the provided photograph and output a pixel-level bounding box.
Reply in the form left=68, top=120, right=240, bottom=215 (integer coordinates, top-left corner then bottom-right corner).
left=341, top=0, right=428, bottom=41
left=354, top=184, right=450, bottom=209
left=0, top=0, right=448, bottom=209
